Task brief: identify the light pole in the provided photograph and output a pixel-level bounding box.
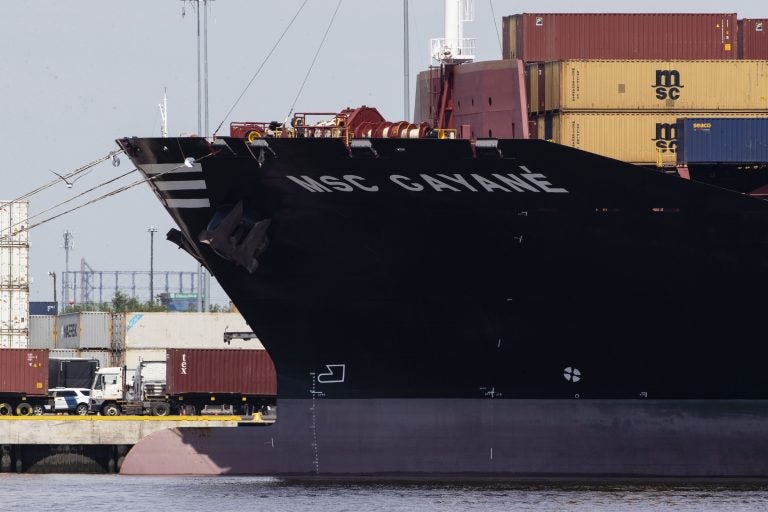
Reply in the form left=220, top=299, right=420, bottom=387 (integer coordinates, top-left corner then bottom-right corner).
left=47, top=271, right=57, bottom=309
left=148, top=227, right=158, bottom=303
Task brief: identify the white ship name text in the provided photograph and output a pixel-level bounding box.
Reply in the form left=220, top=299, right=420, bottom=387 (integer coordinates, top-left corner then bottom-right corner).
left=286, top=168, right=568, bottom=194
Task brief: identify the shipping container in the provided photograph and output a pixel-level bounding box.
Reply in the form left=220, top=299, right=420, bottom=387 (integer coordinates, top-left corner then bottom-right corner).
left=122, top=312, right=263, bottom=350
left=0, top=349, right=48, bottom=396
left=49, top=349, right=79, bottom=359
left=29, top=315, right=57, bottom=349
left=539, top=112, right=768, bottom=165
left=0, top=333, right=28, bottom=349
left=677, top=118, right=768, bottom=165
left=78, top=349, right=114, bottom=368
left=528, top=60, right=768, bottom=114
left=166, top=348, right=276, bottom=396
left=49, top=357, right=100, bottom=389
left=0, top=289, right=28, bottom=332
left=29, top=302, right=58, bottom=316
left=58, top=312, right=112, bottom=349
left=503, top=13, right=737, bottom=62
left=0, top=246, right=29, bottom=287
left=124, top=348, right=167, bottom=369
left=739, top=19, right=768, bottom=59
left=0, top=201, right=29, bottom=245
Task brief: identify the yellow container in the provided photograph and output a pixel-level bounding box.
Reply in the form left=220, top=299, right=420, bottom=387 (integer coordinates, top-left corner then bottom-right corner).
left=531, top=60, right=768, bottom=113
left=528, top=66, right=539, bottom=114
left=539, top=112, right=768, bottom=165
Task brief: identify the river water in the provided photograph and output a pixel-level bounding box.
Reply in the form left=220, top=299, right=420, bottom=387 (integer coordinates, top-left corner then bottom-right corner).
left=1, top=475, right=768, bottom=511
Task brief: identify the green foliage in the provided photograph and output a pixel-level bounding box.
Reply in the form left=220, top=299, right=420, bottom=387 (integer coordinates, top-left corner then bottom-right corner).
left=60, top=291, right=230, bottom=314
left=61, top=291, right=168, bottom=313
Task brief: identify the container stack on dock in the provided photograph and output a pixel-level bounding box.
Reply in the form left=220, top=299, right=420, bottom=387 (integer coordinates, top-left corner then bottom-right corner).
left=504, top=13, right=768, bottom=170
left=118, top=312, right=263, bottom=367
left=0, top=201, right=29, bottom=349
left=57, top=312, right=115, bottom=367
left=28, top=311, right=262, bottom=368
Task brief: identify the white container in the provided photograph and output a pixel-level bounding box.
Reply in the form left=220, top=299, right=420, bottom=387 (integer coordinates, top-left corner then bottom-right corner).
left=0, top=332, right=29, bottom=349
left=29, top=315, right=57, bottom=349
left=122, top=312, right=263, bottom=350
left=124, top=348, right=167, bottom=369
left=78, top=349, right=114, bottom=368
left=58, top=312, right=112, bottom=349
left=49, top=349, right=80, bottom=359
left=0, top=201, right=29, bottom=245
left=0, top=246, right=29, bottom=287
left=0, top=289, right=29, bottom=331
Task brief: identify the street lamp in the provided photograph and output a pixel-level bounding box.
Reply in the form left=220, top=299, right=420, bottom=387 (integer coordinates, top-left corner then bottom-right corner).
left=47, top=271, right=57, bottom=307
left=148, top=227, right=158, bottom=303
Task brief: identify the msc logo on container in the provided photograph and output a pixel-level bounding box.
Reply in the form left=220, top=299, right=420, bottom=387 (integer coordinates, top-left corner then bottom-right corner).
left=652, top=70, right=684, bottom=100
left=652, top=123, right=678, bottom=153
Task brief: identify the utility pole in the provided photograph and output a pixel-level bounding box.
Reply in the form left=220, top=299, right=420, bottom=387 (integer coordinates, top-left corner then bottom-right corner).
left=148, top=227, right=158, bottom=303
left=62, top=230, right=73, bottom=306
left=48, top=271, right=57, bottom=309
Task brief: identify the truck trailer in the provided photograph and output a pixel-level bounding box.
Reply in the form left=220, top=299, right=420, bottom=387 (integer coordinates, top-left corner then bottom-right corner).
left=0, top=349, right=100, bottom=416
left=89, top=348, right=276, bottom=416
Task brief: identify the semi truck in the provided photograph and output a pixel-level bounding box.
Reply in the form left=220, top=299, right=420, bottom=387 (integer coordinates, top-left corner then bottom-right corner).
left=89, top=348, right=276, bottom=416
left=0, top=349, right=100, bottom=416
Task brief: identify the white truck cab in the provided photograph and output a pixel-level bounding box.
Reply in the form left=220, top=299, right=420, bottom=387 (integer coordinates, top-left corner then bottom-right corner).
left=89, top=367, right=135, bottom=415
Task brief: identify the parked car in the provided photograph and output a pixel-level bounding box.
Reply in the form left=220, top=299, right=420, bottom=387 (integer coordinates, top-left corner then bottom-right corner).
left=44, top=388, right=91, bottom=415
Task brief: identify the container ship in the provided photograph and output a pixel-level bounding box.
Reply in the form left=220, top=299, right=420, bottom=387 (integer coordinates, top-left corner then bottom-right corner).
left=116, top=3, right=768, bottom=476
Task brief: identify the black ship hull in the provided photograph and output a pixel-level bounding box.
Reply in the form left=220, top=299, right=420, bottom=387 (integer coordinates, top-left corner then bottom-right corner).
left=121, top=399, right=768, bottom=476
left=117, top=135, right=768, bottom=476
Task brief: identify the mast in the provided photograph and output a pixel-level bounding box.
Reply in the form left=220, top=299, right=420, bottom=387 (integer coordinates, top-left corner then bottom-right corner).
left=429, top=0, right=475, bottom=130
left=430, top=0, right=475, bottom=65
left=403, top=0, right=410, bottom=121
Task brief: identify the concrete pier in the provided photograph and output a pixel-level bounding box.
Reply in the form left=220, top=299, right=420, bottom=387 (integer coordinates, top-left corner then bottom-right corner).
left=0, top=416, right=260, bottom=473
left=0, top=416, right=242, bottom=445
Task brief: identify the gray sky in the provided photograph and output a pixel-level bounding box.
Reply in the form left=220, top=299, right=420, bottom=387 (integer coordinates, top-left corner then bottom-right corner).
left=1, top=0, right=764, bottom=305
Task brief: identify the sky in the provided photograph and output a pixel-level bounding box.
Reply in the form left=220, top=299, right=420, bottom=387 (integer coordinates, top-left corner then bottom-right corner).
left=1, top=0, right=765, bottom=305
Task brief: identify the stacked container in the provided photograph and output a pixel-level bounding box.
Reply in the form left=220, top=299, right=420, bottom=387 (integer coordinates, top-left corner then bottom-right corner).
left=539, top=112, right=768, bottom=165
left=57, top=312, right=114, bottom=366
left=0, top=201, right=29, bottom=349
left=0, top=349, right=47, bottom=396
left=738, top=20, right=768, bottom=59
left=677, top=118, right=768, bottom=165
left=119, top=312, right=263, bottom=368
left=503, top=13, right=738, bottom=61
left=527, top=60, right=768, bottom=165
left=528, top=60, right=768, bottom=114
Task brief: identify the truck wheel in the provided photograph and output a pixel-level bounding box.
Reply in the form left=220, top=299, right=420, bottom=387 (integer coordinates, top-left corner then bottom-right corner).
left=75, top=404, right=89, bottom=416
left=31, top=404, right=45, bottom=416
left=15, top=403, right=32, bottom=416
left=102, top=404, right=121, bottom=416
left=151, top=402, right=170, bottom=417
left=0, top=403, right=12, bottom=416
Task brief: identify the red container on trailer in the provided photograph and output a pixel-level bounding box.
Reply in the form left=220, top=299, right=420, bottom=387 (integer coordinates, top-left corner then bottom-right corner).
left=503, top=13, right=738, bottom=62
left=0, top=349, right=48, bottom=396
left=738, top=19, right=768, bottom=59
left=166, top=349, right=276, bottom=396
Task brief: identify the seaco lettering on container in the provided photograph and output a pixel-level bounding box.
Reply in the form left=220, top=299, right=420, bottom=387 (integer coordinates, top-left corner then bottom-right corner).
left=287, top=167, right=569, bottom=194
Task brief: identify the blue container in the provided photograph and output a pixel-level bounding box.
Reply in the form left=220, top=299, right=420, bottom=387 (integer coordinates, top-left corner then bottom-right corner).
left=677, top=118, right=768, bottom=165
left=29, top=301, right=58, bottom=316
